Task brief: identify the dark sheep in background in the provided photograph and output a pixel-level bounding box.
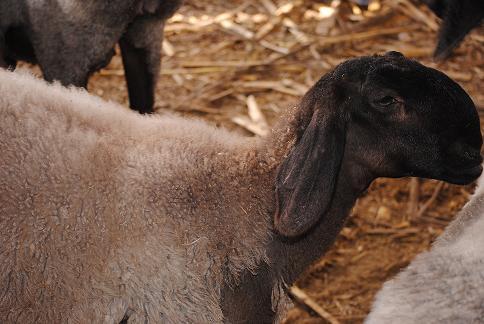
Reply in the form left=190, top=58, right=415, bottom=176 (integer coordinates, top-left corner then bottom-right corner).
left=323, top=0, right=482, bottom=60
left=0, top=0, right=183, bottom=113
left=420, top=0, right=483, bottom=59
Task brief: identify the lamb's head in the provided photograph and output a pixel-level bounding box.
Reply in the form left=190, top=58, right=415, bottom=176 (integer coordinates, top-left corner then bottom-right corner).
left=274, top=51, right=482, bottom=237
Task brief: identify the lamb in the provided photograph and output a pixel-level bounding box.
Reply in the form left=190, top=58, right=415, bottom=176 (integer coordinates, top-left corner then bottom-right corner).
left=366, top=169, right=484, bottom=323
left=1, top=51, right=482, bottom=323
left=0, top=0, right=183, bottom=114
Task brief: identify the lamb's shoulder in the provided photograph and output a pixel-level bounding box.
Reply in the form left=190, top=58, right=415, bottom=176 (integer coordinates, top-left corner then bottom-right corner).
left=93, top=235, right=225, bottom=323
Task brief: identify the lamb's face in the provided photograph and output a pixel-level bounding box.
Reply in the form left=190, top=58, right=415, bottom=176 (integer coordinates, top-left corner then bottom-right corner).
left=342, top=51, right=482, bottom=184
left=274, top=52, right=481, bottom=237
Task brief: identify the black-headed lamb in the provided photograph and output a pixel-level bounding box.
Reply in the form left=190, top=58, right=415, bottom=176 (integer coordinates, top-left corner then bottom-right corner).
left=366, top=169, right=484, bottom=324
left=0, top=52, right=482, bottom=323
left=0, top=0, right=183, bottom=114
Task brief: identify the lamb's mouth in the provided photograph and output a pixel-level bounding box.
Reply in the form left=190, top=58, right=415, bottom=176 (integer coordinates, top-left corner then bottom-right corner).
left=442, top=164, right=483, bottom=185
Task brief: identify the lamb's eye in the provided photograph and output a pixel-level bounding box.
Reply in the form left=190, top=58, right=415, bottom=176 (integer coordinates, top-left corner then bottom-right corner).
left=375, top=96, right=397, bottom=107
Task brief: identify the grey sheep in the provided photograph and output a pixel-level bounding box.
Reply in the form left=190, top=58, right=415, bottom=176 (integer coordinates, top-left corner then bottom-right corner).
left=366, top=168, right=484, bottom=324
left=0, top=52, right=482, bottom=323
left=0, top=0, right=183, bottom=113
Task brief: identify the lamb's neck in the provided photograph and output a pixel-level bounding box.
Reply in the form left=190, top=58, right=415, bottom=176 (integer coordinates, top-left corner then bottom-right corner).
left=258, top=105, right=300, bottom=166
left=237, top=104, right=373, bottom=284
left=270, top=161, right=374, bottom=285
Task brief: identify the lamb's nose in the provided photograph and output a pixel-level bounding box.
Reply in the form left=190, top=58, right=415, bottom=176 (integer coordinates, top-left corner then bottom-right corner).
left=465, top=150, right=483, bottom=164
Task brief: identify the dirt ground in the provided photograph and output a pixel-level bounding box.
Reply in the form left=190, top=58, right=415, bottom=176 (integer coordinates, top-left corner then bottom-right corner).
left=23, top=0, right=483, bottom=322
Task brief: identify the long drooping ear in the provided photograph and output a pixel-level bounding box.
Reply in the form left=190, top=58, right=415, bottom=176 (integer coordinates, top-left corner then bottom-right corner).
left=274, top=104, right=347, bottom=237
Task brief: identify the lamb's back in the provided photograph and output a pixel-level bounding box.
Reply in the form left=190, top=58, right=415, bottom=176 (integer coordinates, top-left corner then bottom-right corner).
left=0, top=70, right=245, bottom=323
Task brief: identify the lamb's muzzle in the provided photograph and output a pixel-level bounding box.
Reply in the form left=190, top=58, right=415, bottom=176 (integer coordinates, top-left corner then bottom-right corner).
left=0, top=52, right=481, bottom=323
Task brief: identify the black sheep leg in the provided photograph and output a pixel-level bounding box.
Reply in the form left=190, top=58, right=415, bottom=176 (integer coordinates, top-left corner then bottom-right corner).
left=0, top=32, right=14, bottom=69
left=119, top=37, right=155, bottom=114
left=434, top=0, right=484, bottom=59
left=120, top=17, right=164, bottom=114
left=0, top=37, right=7, bottom=68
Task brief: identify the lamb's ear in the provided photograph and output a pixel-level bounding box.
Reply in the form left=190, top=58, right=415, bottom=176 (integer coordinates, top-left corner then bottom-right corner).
left=274, top=107, right=346, bottom=237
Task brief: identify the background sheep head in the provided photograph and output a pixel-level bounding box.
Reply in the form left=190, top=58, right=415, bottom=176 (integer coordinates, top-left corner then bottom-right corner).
left=275, top=51, right=482, bottom=237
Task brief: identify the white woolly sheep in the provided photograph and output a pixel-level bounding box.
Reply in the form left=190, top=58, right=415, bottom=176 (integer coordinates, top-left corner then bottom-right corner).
left=0, top=52, right=482, bottom=323
left=0, top=0, right=183, bottom=113
left=366, top=168, right=484, bottom=324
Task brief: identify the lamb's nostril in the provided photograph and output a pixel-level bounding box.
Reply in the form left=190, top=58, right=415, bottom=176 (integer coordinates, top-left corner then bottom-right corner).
left=466, top=150, right=482, bottom=162
left=461, top=151, right=483, bottom=168
left=446, top=142, right=483, bottom=169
